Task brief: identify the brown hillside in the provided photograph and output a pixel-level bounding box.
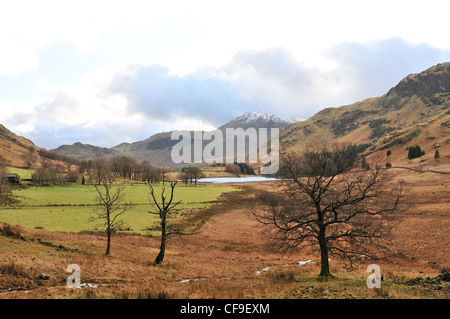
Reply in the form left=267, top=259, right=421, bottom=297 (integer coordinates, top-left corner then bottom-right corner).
left=0, top=124, right=39, bottom=167
left=280, top=62, right=450, bottom=166
left=0, top=124, right=79, bottom=170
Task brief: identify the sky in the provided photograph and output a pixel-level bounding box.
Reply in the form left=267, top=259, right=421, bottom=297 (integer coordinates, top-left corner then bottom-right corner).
left=1, top=0, right=450, bottom=149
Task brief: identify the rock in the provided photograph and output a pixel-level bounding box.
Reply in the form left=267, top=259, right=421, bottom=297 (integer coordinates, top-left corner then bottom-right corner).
left=38, top=273, right=50, bottom=280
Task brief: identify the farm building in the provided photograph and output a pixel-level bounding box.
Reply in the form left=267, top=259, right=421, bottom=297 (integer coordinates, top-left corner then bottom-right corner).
left=6, top=173, right=20, bottom=184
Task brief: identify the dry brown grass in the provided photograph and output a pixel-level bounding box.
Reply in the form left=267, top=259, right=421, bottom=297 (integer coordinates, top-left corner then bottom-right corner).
left=0, top=168, right=448, bottom=299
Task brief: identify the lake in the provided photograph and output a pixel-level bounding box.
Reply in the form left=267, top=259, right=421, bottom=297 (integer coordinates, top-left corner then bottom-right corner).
left=199, top=176, right=279, bottom=183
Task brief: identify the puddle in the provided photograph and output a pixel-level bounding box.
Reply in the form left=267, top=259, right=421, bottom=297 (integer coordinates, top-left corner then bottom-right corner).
left=80, top=283, right=103, bottom=288
left=255, top=260, right=312, bottom=275
left=179, top=277, right=206, bottom=283
left=178, top=260, right=314, bottom=283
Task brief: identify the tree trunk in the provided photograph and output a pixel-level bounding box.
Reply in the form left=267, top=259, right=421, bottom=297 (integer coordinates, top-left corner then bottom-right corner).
left=318, top=229, right=332, bottom=279
left=155, top=220, right=167, bottom=265
left=105, top=208, right=111, bottom=255
left=105, top=229, right=111, bottom=255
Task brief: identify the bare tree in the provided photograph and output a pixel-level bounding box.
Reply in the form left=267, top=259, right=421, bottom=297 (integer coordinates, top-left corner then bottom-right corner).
left=147, top=182, right=194, bottom=264
left=90, top=158, right=131, bottom=255
left=185, top=167, right=205, bottom=186
left=0, top=156, right=11, bottom=195
left=89, top=154, right=109, bottom=184
left=22, top=148, right=37, bottom=169
left=179, top=171, right=190, bottom=186
left=225, top=163, right=241, bottom=175
left=159, top=168, right=170, bottom=184
left=251, top=145, right=404, bottom=278
left=32, top=160, right=64, bottom=185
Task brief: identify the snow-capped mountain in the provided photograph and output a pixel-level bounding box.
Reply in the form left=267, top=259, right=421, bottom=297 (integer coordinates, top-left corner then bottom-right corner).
left=219, top=111, right=303, bottom=130
left=52, top=111, right=304, bottom=166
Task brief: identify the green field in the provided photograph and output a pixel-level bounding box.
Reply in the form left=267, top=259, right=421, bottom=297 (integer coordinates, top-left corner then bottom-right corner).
left=0, top=182, right=237, bottom=234
left=6, top=166, right=34, bottom=180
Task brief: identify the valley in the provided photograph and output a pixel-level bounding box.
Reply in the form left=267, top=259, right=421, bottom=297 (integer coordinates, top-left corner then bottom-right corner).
left=0, top=166, right=448, bottom=299
left=0, top=62, right=449, bottom=300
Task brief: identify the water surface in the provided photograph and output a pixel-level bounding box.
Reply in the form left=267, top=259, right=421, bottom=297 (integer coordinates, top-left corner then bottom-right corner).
left=200, top=176, right=279, bottom=183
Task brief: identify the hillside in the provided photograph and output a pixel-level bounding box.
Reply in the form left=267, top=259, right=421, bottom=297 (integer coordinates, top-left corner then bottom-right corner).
left=0, top=124, right=81, bottom=171
left=280, top=62, right=450, bottom=166
left=52, top=111, right=298, bottom=167
left=21, top=63, right=450, bottom=170
left=0, top=124, right=40, bottom=167
left=52, top=142, right=122, bottom=160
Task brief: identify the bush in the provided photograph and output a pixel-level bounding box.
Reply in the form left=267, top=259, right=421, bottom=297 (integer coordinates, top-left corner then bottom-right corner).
left=434, top=149, right=440, bottom=160
left=0, top=223, right=24, bottom=240
left=407, top=145, right=425, bottom=159
left=225, top=164, right=241, bottom=175
left=361, top=156, right=370, bottom=170
left=65, top=171, right=80, bottom=183
left=234, top=162, right=255, bottom=175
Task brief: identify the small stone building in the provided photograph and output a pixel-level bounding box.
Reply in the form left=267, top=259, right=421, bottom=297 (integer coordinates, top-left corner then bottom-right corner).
left=6, top=173, right=20, bottom=184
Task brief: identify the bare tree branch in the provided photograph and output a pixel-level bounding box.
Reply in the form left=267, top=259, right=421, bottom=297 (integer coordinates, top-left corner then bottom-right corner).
left=251, top=144, right=405, bottom=277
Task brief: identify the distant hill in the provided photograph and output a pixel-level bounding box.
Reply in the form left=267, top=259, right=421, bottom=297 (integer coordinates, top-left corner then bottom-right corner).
left=52, top=142, right=122, bottom=160
left=51, top=112, right=300, bottom=167
left=45, top=62, right=450, bottom=169
left=280, top=62, right=450, bottom=165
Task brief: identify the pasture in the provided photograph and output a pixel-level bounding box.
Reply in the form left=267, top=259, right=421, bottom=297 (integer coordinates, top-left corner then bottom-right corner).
left=0, top=182, right=237, bottom=234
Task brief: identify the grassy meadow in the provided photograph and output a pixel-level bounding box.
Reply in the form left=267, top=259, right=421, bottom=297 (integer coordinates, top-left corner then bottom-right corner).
left=0, top=181, right=237, bottom=234
left=6, top=167, right=34, bottom=180
left=0, top=165, right=448, bottom=300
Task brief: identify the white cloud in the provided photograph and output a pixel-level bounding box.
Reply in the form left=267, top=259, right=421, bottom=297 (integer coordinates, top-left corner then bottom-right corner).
left=2, top=0, right=450, bottom=77
left=1, top=0, right=450, bottom=149
left=3, top=36, right=450, bottom=149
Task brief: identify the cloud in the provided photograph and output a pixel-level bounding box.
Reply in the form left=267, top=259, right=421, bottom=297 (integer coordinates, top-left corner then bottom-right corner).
left=3, top=37, right=450, bottom=150
left=218, top=39, right=450, bottom=117
left=109, top=64, right=252, bottom=126
left=231, top=48, right=314, bottom=92
left=221, top=47, right=323, bottom=117
left=326, top=37, right=450, bottom=101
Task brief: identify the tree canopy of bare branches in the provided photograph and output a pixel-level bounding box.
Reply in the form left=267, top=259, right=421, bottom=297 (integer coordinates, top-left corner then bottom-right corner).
left=251, top=145, right=405, bottom=278
left=147, top=182, right=196, bottom=264
left=22, top=148, right=37, bottom=169
left=0, top=156, right=11, bottom=195
left=90, top=156, right=131, bottom=255
left=179, top=167, right=205, bottom=186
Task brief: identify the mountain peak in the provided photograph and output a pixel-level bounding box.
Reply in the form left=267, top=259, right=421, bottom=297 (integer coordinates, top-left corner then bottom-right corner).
left=219, top=111, right=303, bottom=130
left=387, top=62, right=450, bottom=98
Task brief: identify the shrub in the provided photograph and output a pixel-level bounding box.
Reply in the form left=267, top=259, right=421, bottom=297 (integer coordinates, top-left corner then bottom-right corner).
left=434, top=149, right=440, bottom=160
left=65, top=171, right=80, bottom=183
left=407, top=145, right=425, bottom=159
left=234, top=162, right=255, bottom=175
left=361, top=156, right=370, bottom=170
left=0, top=223, right=24, bottom=240
left=0, top=262, right=29, bottom=276
left=225, top=164, right=241, bottom=175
